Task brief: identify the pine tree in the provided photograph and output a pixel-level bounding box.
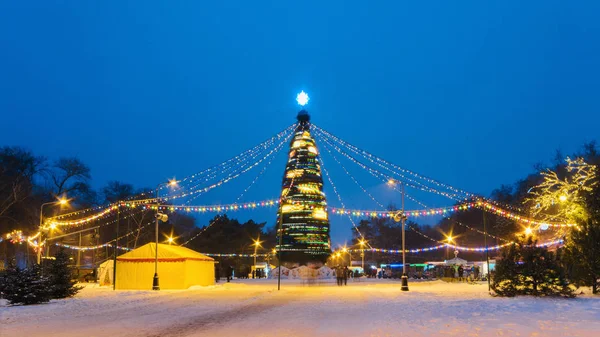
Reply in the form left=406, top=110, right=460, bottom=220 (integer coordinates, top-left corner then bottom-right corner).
left=564, top=220, right=600, bottom=294
left=492, top=237, right=575, bottom=298
left=491, top=244, right=520, bottom=297
left=0, top=262, right=51, bottom=305
left=47, top=249, right=82, bottom=299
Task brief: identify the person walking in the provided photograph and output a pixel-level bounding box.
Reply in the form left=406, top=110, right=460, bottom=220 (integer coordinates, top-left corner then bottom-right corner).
left=226, top=265, right=233, bottom=282
left=336, top=265, right=343, bottom=286
left=458, top=265, right=464, bottom=282
left=344, top=266, right=349, bottom=286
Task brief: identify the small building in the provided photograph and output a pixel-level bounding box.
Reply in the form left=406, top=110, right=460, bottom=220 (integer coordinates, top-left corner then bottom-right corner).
left=115, top=243, right=214, bottom=290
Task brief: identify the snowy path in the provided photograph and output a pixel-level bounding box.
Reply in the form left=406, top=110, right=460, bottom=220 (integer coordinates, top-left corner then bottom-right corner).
left=2, top=280, right=599, bottom=337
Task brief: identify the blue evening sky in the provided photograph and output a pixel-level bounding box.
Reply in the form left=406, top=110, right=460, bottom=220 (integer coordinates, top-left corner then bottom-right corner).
left=1, top=1, right=599, bottom=245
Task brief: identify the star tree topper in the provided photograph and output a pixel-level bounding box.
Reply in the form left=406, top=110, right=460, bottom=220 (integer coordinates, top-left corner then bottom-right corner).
left=296, top=91, right=309, bottom=106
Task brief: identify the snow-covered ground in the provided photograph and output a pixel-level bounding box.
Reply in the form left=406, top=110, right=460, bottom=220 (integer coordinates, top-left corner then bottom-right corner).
left=2, top=279, right=599, bottom=337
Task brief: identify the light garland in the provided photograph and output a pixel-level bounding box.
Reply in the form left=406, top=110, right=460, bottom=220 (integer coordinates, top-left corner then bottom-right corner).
left=203, top=253, right=270, bottom=257
left=319, top=138, right=430, bottom=208
left=44, top=200, right=156, bottom=228
left=121, top=197, right=578, bottom=230
left=41, top=131, right=293, bottom=229
left=315, top=125, right=524, bottom=213
left=170, top=129, right=294, bottom=203
left=46, top=124, right=296, bottom=222
left=313, top=125, right=470, bottom=200
left=177, top=124, right=296, bottom=192
left=319, top=152, right=370, bottom=245
left=55, top=242, right=132, bottom=251
left=341, top=239, right=564, bottom=254
left=181, top=215, right=224, bottom=246
left=180, top=131, right=289, bottom=204
left=320, top=141, right=385, bottom=209
left=455, top=221, right=511, bottom=242
left=315, top=132, right=463, bottom=201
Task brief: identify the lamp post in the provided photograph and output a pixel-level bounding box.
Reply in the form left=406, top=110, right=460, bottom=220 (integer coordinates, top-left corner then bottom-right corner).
left=38, top=198, right=68, bottom=265
left=252, top=238, right=262, bottom=269
left=482, top=212, right=491, bottom=292
left=153, top=179, right=177, bottom=291
left=359, top=239, right=366, bottom=272
left=342, top=246, right=352, bottom=267
left=391, top=181, right=409, bottom=291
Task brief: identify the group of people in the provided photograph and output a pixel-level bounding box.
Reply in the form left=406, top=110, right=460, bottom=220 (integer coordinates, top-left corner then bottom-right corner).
left=447, top=264, right=481, bottom=282
left=335, top=265, right=351, bottom=286
left=251, top=269, right=265, bottom=279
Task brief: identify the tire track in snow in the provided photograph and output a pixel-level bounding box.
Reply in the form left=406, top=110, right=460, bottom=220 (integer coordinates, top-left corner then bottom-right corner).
left=145, top=290, right=296, bottom=337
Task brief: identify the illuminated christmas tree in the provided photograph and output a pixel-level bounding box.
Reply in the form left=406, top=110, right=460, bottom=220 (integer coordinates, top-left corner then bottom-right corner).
left=276, top=97, right=331, bottom=265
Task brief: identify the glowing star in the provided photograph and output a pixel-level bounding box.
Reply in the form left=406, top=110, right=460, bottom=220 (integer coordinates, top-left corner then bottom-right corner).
left=296, top=91, right=309, bottom=106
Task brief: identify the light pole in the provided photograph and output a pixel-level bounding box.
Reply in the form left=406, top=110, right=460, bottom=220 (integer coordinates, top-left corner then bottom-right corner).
left=342, top=246, right=352, bottom=267
left=252, top=238, right=262, bottom=271
left=482, top=212, right=491, bottom=292
left=153, top=179, right=177, bottom=291
left=359, top=239, right=366, bottom=272
left=38, top=197, right=68, bottom=264
left=391, top=181, right=409, bottom=291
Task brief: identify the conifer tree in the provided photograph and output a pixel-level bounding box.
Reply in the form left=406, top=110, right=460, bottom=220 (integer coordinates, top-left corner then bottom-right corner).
left=47, top=249, right=82, bottom=299
left=492, top=237, right=574, bottom=298
left=0, top=262, right=51, bottom=305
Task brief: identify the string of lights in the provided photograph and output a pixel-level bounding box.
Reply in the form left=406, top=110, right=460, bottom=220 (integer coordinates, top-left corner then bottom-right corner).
left=454, top=221, right=511, bottom=243
left=319, top=137, right=430, bottom=214
left=313, top=127, right=464, bottom=200
left=176, top=124, right=296, bottom=191
left=181, top=215, right=224, bottom=246
left=234, top=132, right=287, bottom=203
left=173, top=129, right=294, bottom=204
left=104, top=197, right=576, bottom=231
left=179, top=132, right=285, bottom=203
left=203, top=253, right=270, bottom=258
left=318, top=152, right=370, bottom=246
left=315, top=132, right=463, bottom=201
left=54, top=242, right=132, bottom=252
left=405, top=223, right=442, bottom=244
left=341, top=239, right=564, bottom=254
left=180, top=136, right=289, bottom=247
left=47, top=124, right=296, bottom=221
left=316, top=127, right=526, bottom=213
left=328, top=200, right=576, bottom=228
left=45, top=200, right=158, bottom=229
left=319, top=141, right=385, bottom=209
left=43, top=131, right=292, bottom=229
left=314, top=125, right=475, bottom=199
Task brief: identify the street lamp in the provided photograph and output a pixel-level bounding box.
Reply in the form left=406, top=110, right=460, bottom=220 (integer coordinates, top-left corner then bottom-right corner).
left=153, top=179, right=177, bottom=291
left=38, top=197, right=69, bottom=264
left=524, top=227, right=533, bottom=236
left=359, top=239, right=367, bottom=272
left=342, top=246, right=352, bottom=267
left=167, top=236, right=175, bottom=245
left=252, top=238, right=262, bottom=269
left=391, top=181, right=409, bottom=291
